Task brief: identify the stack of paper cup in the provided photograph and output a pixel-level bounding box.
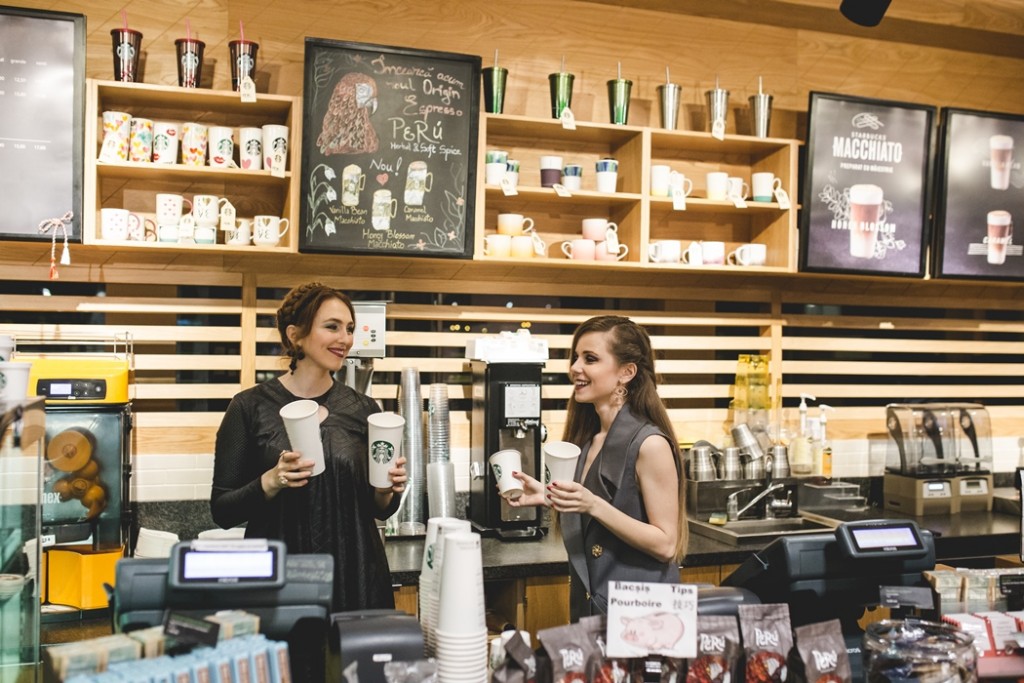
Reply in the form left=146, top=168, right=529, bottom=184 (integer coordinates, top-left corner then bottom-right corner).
left=419, top=517, right=471, bottom=657
left=435, top=531, right=488, bottom=682
left=427, top=461, right=457, bottom=518
left=427, top=383, right=450, bottom=463
left=134, top=528, right=180, bottom=558
left=396, top=367, right=426, bottom=534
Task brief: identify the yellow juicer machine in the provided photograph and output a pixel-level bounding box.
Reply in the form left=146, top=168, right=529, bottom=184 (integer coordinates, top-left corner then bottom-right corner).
left=17, top=335, right=132, bottom=404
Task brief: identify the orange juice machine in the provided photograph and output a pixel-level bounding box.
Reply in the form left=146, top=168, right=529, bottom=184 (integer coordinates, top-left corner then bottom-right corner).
left=884, top=402, right=994, bottom=515
left=18, top=337, right=133, bottom=550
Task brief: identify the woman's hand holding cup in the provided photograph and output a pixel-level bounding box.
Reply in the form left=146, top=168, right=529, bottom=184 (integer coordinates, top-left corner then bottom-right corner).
left=506, top=470, right=548, bottom=507
left=380, top=456, right=408, bottom=494
left=266, top=448, right=314, bottom=495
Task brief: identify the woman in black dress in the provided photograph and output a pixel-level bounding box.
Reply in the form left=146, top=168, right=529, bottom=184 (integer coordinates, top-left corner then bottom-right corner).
left=211, top=282, right=407, bottom=611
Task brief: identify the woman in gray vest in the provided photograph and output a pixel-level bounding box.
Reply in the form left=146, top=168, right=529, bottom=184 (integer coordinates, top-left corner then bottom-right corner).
left=510, top=315, right=687, bottom=620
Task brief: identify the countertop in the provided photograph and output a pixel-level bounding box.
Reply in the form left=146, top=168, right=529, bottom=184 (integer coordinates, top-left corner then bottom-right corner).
left=385, top=506, right=1023, bottom=586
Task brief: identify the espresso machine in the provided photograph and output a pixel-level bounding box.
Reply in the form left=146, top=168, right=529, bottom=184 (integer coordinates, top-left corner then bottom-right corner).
left=884, top=402, right=994, bottom=515
left=340, top=301, right=387, bottom=394
left=468, top=360, right=545, bottom=540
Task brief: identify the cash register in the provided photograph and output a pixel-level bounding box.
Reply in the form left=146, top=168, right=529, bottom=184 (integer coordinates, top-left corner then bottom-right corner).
left=723, top=519, right=935, bottom=680
left=113, top=539, right=423, bottom=683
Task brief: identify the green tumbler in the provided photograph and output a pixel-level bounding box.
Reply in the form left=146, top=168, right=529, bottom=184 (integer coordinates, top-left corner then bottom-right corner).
left=607, top=78, right=632, bottom=125
left=548, top=72, right=574, bottom=119
left=482, top=66, right=508, bottom=114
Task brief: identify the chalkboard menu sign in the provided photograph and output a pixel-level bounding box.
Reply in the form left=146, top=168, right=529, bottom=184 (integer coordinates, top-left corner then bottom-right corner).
left=800, top=92, right=935, bottom=278
left=0, top=7, right=84, bottom=241
left=933, top=108, right=1024, bottom=282
left=299, top=38, right=481, bottom=258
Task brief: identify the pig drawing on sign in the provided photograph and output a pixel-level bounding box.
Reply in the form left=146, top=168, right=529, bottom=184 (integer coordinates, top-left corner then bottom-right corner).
left=620, top=612, right=685, bottom=652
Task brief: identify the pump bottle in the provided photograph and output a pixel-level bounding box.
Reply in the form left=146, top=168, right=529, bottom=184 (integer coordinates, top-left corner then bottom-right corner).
left=818, top=404, right=835, bottom=479
left=790, top=393, right=816, bottom=475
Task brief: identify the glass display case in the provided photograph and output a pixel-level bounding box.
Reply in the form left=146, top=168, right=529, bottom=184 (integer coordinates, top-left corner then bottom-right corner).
left=0, top=397, right=44, bottom=682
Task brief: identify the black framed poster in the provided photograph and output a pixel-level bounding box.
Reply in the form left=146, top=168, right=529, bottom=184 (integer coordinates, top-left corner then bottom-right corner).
left=0, top=6, right=85, bottom=241
left=933, top=108, right=1024, bottom=281
left=300, top=38, right=480, bottom=258
left=800, top=92, right=935, bottom=277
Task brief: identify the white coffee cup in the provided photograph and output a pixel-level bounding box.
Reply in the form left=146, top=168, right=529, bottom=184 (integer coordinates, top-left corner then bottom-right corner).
left=367, top=411, right=405, bottom=488
left=262, top=124, right=289, bottom=172
left=596, top=171, right=618, bottom=194
left=253, top=215, right=290, bottom=246
left=649, top=239, right=682, bottom=263
left=669, top=171, right=694, bottom=197
left=561, top=238, right=596, bottom=260
left=194, top=224, right=217, bottom=245
left=238, top=127, right=263, bottom=170
left=497, top=213, right=534, bottom=236
left=436, top=531, right=486, bottom=634
left=484, top=233, right=512, bottom=258
left=543, top=441, right=581, bottom=502
left=728, top=242, right=767, bottom=266
left=155, top=193, right=192, bottom=226
left=0, top=361, right=33, bottom=401
left=279, top=399, right=326, bottom=476
left=227, top=218, right=252, bottom=245
left=581, top=218, right=618, bottom=242
left=650, top=164, right=672, bottom=196
left=485, top=162, right=507, bottom=186
left=595, top=241, right=628, bottom=261
left=706, top=171, right=730, bottom=201
left=511, top=234, right=539, bottom=259
left=192, top=194, right=226, bottom=226
left=489, top=449, right=524, bottom=500
left=100, top=208, right=132, bottom=241
left=727, top=176, right=749, bottom=200
left=152, top=121, right=180, bottom=164
left=751, top=172, right=782, bottom=202
left=207, top=126, right=234, bottom=168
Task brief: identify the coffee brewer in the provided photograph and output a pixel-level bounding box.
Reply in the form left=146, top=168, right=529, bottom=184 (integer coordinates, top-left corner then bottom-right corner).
left=884, top=402, right=994, bottom=515
left=468, top=360, right=545, bottom=540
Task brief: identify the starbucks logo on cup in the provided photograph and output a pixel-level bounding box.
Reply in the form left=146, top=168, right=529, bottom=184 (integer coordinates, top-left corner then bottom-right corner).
left=371, top=440, right=394, bottom=464
left=0, top=372, right=6, bottom=391
left=544, top=465, right=551, bottom=485
left=426, top=544, right=435, bottom=570
left=492, top=463, right=503, bottom=480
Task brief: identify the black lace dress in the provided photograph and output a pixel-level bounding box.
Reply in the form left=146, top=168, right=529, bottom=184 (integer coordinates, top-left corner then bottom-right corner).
left=211, top=377, right=399, bottom=611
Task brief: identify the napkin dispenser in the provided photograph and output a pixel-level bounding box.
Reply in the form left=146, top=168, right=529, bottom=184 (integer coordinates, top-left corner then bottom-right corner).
left=330, top=610, right=424, bottom=683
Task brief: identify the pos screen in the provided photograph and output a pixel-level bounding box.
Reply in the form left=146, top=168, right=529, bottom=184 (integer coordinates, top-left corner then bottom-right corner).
left=835, top=520, right=926, bottom=559
left=169, top=539, right=285, bottom=590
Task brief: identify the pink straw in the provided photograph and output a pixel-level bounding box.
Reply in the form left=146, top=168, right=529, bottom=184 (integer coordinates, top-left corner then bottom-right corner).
left=239, top=20, right=245, bottom=42
left=121, top=9, right=127, bottom=31
left=186, top=18, right=191, bottom=41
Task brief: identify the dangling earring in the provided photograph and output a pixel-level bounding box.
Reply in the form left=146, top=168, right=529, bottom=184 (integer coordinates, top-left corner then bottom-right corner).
left=612, top=383, right=628, bottom=406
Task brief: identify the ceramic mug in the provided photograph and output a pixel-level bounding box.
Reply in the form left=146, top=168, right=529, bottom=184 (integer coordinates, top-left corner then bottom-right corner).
left=253, top=215, right=290, bottom=246
left=192, top=195, right=228, bottom=226
left=155, top=193, right=192, bottom=226
left=682, top=241, right=703, bottom=265
left=128, top=117, right=154, bottom=162
left=238, top=127, right=263, bottom=170
left=561, top=238, right=596, bottom=260
left=510, top=235, right=536, bottom=259
left=207, top=126, right=235, bottom=168
left=596, top=241, right=629, bottom=261
left=751, top=172, right=782, bottom=202
left=100, top=110, right=131, bottom=162
left=728, top=242, right=768, bottom=266
left=484, top=233, right=512, bottom=258
left=727, top=176, right=749, bottom=201
left=702, top=240, right=726, bottom=265
left=100, top=208, right=131, bottom=241
left=181, top=122, right=208, bottom=166
left=497, top=213, right=534, bottom=236
left=226, top=218, right=252, bottom=245
left=127, top=213, right=156, bottom=242
left=262, top=124, right=289, bottom=172
left=706, top=171, right=729, bottom=201
left=581, top=218, right=617, bottom=242
left=152, top=121, right=180, bottom=164
left=649, top=239, right=682, bottom=263
left=650, top=164, right=672, bottom=197
left=157, top=223, right=180, bottom=243
left=194, top=224, right=218, bottom=245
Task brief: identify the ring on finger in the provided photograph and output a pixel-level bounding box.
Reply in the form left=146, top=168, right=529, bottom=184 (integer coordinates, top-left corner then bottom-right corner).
left=279, top=474, right=288, bottom=487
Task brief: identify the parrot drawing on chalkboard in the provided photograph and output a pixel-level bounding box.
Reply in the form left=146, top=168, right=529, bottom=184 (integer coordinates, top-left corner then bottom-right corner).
left=317, top=72, right=380, bottom=155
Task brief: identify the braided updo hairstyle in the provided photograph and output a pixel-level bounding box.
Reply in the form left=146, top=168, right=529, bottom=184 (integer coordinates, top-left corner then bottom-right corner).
left=276, top=282, right=355, bottom=373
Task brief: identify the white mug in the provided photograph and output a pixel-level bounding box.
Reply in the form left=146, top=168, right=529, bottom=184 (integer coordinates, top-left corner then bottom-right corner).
left=192, top=195, right=227, bottom=226
left=226, top=218, right=252, bottom=245
left=706, top=171, right=729, bottom=201
left=751, top=172, right=782, bottom=202
left=127, top=213, right=156, bottom=242
left=100, top=208, right=131, bottom=241
left=648, top=240, right=682, bottom=263
left=194, top=224, right=217, bottom=245
left=152, top=121, right=180, bottom=164
left=702, top=240, right=726, bottom=265
left=262, top=124, right=289, bottom=171
left=596, top=171, right=618, bottom=194
left=238, top=127, right=262, bottom=170
left=670, top=171, right=694, bottom=197
left=595, top=241, right=628, bottom=262
left=253, top=215, right=290, bottom=246
left=207, top=126, right=235, bottom=168
left=155, top=193, right=192, bottom=226
left=485, top=162, right=507, bottom=186
left=561, top=238, right=596, bottom=260
left=484, top=233, right=512, bottom=258
left=510, top=234, right=536, bottom=259
left=682, top=241, right=703, bottom=265
left=497, top=213, right=534, bottom=236
left=728, top=242, right=768, bottom=266
left=727, top=176, right=749, bottom=200
left=650, top=164, right=672, bottom=197
left=158, top=223, right=180, bottom=243
left=181, top=122, right=208, bottom=166
left=581, top=218, right=617, bottom=242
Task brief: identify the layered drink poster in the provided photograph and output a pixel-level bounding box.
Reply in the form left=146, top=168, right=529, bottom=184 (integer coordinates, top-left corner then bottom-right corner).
left=801, top=93, right=934, bottom=276
left=934, top=109, right=1024, bottom=280
left=299, top=38, right=479, bottom=257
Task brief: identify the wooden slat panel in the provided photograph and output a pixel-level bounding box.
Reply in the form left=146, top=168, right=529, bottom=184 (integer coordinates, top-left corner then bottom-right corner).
left=782, top=337, right=1023, bottom=354
left=783, top=360, right=1024, bottom=376
left=3, top=324, right=242, bottom=342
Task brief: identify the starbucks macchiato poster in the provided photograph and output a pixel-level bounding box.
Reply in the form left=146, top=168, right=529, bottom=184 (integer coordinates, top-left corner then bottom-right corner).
left=933, top=108, right=1024, bottom=281
left=299, top=38, right=480, bottom=258
left=800, top=92, right=935, bottom=277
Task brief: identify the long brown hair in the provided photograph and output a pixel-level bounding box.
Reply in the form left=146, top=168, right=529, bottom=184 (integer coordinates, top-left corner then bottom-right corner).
left=562, top=315, right=688, bottom=561
left=276, top=282, right=355, bottom=372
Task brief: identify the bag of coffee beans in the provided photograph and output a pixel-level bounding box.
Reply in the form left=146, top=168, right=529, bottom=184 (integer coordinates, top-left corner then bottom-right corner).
left=738, top=604, right=794, bottom=682
left=793, top=620, right=851, bottom=683
left=685, top=615, right=740, bottom=683
left=539, top=622, right=599, bottom=683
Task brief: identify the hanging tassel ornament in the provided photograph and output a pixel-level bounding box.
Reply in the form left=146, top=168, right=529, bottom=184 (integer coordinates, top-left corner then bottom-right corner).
left=38, top=211, right=74, bottom=280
